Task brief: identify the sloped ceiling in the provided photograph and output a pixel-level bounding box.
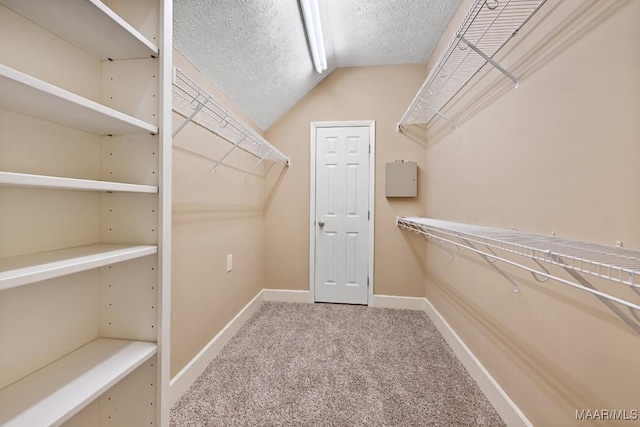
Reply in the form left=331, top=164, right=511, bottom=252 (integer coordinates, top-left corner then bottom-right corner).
left=174, top=0, right=464, bottom=130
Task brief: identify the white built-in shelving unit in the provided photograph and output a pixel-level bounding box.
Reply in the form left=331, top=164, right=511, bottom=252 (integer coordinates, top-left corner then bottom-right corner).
left=398, top=0, right=547, bottom=130
left=0, top=0, right=171, bottom=425
left=398, top=217, right=640, bottom=333
left=172, top=67, right=289, bottom=175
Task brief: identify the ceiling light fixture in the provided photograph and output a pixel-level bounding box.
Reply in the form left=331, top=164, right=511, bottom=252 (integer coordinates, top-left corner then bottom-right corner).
left=300, top=0, right=327, bottom=73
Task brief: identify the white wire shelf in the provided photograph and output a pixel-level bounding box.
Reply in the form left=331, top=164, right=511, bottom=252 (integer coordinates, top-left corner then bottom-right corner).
left=0, top=338, right=156, bottom=427
left=0, top=0, right=158, bottom=60
left=172, top=67, right=289, bottom=173
left=398, top=217, right=640, bottom=334
left=398, top=217, right=640, bottom=289
left=398, top=0, right=547, bottom=129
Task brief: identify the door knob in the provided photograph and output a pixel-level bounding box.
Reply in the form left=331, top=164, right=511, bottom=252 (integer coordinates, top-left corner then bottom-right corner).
left=318, top=221, right=325, bottom=227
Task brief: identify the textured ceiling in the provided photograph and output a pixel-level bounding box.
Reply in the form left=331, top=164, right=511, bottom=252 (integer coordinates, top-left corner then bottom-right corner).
left=174, top=0, right=464, bottom=130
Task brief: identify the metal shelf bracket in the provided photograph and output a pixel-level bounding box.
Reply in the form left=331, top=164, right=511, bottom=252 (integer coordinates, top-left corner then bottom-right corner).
left=428, top=105, right=458, bottom=129
left=211, top=134, right=246, bottom=173
left=243, top=153, right=267, bottom=180
left=462, top=238, right=519, bottom=293
left=458, top=36, right=520, bottom=89
left=172, top=96, right=208, bottom=138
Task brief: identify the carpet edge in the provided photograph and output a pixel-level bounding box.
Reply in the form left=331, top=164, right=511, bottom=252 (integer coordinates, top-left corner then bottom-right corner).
left=168, top=289, right=265, bottom=406
left=422, top=296, right=534, bottom=427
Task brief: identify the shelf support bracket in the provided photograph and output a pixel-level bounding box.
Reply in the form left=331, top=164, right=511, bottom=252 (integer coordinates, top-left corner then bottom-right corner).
left=211, top=134, right=246, bottom=173
left=172, top=98, right=209, bottom=138
left=461, top=237, right=519, bottom=293
left=530, top=258, right=550, bottom=282
left=243, top=153, right=267, bottom=180
left=427, top=105, right=457, bottom=129
left=429, top=231, right=457, bottom=260
left=459, top=36, right=520, bottom=89
left=551, top=253, right=640, bottom=334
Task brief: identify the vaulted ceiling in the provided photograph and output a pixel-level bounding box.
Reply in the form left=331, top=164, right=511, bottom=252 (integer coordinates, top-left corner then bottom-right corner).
left=174, top=0, right=464, bottom=130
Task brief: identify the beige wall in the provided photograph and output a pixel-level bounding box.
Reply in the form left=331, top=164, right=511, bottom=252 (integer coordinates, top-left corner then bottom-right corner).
left=264, top=65, right=429, bottom=297
left=421, top=0, right=640, bottom=425
left=170, top=51, right=285, bottom=377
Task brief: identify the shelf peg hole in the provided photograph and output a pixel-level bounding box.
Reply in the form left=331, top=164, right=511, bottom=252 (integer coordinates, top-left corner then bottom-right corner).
left=485, top=0, right=499, bottom=10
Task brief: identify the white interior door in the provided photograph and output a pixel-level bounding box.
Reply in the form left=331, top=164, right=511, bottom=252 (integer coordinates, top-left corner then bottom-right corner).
left=314, top=125, right=370, bottom=304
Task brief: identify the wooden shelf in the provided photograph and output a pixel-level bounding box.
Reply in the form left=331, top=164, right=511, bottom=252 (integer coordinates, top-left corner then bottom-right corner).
left=0, top=0, right=158, bottom=60
left=0, top=338, right=157, bottom=426
left=0, top=171, right=158, bottom=193
left=0, top=244, right=158, bottom=291
left=0, top=64, right=158, bottom=136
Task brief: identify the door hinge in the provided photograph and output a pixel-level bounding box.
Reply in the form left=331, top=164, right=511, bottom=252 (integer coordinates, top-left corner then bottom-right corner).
left=369, top=144, right=371, bottom=154
left=368, top=210, right=370, bottom=220
left=367, top=277, right=370, bottom=287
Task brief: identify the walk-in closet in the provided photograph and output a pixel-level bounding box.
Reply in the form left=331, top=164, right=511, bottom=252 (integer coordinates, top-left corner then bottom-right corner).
left=1, top=0, right=638, bottom=425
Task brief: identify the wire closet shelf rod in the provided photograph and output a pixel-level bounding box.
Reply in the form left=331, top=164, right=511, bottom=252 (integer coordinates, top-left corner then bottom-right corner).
left=397, top=0, right=547, bottom=130
left=399, top=216, right=640, bottom=324
left=399, top=217, right=640, bottom=289
left=172, top=67, right=289, bottom=171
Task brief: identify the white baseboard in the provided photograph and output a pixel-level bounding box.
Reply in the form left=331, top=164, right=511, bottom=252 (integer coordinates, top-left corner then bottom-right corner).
left=370, top=294, right=427, bottom=310
left=168, top=289, right=264, bottom=406
left=422, top=297, right=533, bottom=427
left=262, top=288, right=311, bottom=303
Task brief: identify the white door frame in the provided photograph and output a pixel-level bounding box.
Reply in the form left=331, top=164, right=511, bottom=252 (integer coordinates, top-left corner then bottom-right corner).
left=309, top=120, right=376, bottom=305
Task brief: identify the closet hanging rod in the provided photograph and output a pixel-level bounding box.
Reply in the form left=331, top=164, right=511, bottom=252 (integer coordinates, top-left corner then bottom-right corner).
left=171, top=67, right=289, bottom=171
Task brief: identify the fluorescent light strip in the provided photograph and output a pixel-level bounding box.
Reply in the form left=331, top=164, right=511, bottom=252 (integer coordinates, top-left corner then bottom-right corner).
left=300, top=0, right=327, bottom=73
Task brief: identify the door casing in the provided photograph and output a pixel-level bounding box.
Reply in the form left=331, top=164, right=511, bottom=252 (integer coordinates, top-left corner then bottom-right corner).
left=309, top=120, right=376, bottom=304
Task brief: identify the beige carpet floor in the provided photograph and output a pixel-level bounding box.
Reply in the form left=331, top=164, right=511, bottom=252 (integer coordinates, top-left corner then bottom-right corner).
left=170, top=302, right=505, bottom=426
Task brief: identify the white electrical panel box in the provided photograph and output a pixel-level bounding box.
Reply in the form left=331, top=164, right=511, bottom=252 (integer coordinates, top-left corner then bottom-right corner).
left=385, top=161, right=417, bottom=197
